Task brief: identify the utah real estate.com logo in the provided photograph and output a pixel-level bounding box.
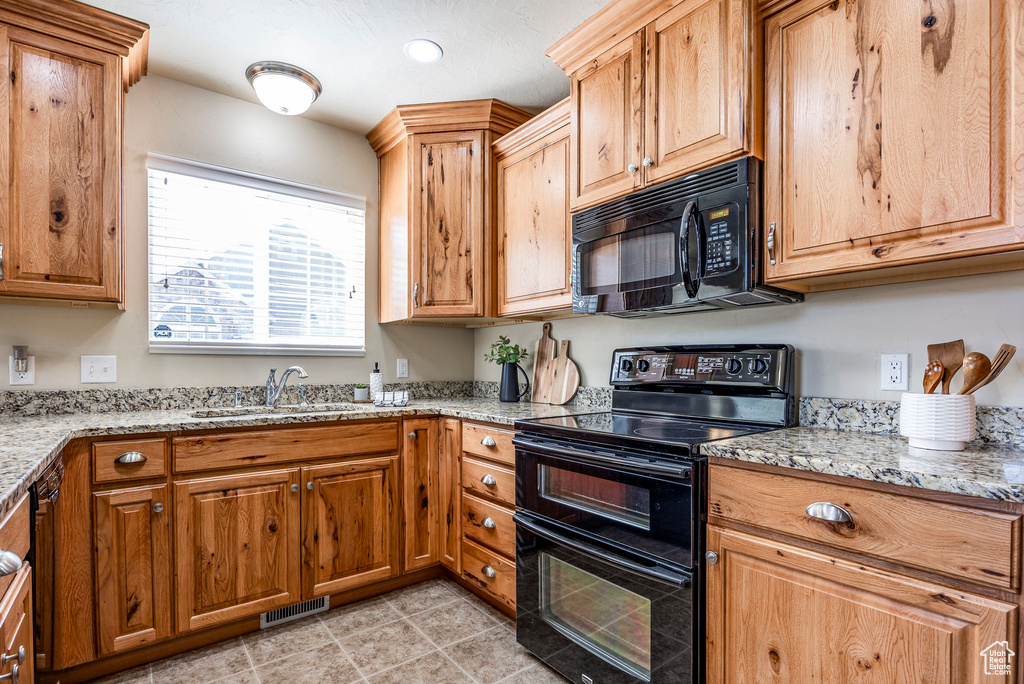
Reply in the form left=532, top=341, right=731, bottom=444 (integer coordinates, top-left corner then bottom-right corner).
left=981, top=641, right=1014, bottom=676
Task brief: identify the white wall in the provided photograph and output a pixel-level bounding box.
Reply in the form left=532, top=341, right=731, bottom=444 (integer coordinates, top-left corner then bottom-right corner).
left=0, top=75, right=473, bottom=390
left=474, top=269, right=1024, bottom=406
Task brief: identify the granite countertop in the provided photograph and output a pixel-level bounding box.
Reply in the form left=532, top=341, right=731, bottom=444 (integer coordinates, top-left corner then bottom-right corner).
left=701, top=427, right=1024, bottom=503
left=0, top=398, right=587, bottom=519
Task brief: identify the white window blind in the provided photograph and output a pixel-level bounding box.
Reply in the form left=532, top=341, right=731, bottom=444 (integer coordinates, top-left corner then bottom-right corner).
left=147, top=154, right=366, bottom=355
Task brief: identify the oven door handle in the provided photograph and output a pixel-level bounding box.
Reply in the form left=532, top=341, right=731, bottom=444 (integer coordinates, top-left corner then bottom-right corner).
left=511, top=436, right=692, bottom=481
left=514, top=513, right=691, bottom=589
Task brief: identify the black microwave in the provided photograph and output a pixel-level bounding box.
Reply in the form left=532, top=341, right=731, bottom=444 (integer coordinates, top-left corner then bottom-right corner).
left=572, top=157, right=802, bottom=316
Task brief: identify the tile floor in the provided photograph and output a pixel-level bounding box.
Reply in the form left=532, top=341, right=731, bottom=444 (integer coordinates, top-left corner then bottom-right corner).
left=87, top=579, right=568, bottom=684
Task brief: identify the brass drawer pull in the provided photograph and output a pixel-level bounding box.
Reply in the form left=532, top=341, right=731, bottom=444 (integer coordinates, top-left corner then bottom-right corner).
left=114, top=451, right=147, bottom=464
left=481, top=436, right=496, bottom=447
left=482, top=565, right=497, bottom=579
left=482, top=517, right=496, bottom=529
left=806, top=501, right=852, bottom=524
left=480, top=474, right=497, bottom=486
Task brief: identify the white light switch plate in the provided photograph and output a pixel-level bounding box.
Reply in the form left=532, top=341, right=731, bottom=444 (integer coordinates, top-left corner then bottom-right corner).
left=81, top=355, right=117, bottom=383
left=9, top=356, right=35, bottom=385
left=396, top=359, right=409, bottom=378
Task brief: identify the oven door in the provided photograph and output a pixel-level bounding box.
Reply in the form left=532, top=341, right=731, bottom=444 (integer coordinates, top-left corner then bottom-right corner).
left=514, top=435, right=695, bottom=568
left=515, top=513, right=696, bottom=684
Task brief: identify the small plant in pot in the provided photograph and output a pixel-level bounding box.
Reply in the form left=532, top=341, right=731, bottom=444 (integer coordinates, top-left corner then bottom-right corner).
left=354, top=383, right=370, bottom=402
left=485, top=336, right=530, bottom=402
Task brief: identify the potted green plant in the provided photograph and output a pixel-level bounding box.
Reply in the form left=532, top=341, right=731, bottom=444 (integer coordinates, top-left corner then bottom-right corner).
left=354, top=383, right=370, bottom=402
left=485, top=336, right=530, bottom=402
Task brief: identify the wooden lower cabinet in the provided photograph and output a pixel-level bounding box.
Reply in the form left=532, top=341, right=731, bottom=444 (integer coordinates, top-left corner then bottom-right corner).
left=93, top=485, right=172, bottom=656
left=705, top=525, right=1018, bottom=682
left=438, top=418, right=462, bottom=573
left=402, top=419, right=440, bottom=571
left=300, top=457, right=400, bottom=598
left=0, top=565, right=33, bottom=684
left=173, top=469, right=302, bottom=633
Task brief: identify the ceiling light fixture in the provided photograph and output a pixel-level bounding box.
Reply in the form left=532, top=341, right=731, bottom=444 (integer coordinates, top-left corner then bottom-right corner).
left=403, top=39, right=444, bottom=64
left=245, top=61, right=322, bottom=116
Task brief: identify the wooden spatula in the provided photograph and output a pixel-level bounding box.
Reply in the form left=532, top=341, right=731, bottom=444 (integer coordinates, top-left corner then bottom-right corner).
left=531, top=323, right=556, bottom=404
left=927, top=339, right=965, bottom=394
left=966, top=344, right=1017, bottom=395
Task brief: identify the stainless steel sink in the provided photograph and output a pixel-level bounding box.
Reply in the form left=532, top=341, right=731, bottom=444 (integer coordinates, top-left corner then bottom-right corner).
left=190, top=403, right=360, bottom=418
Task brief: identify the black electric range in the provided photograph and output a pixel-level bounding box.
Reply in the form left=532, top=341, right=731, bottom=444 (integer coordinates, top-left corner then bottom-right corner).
left=513, top=344, right=796, bottom=684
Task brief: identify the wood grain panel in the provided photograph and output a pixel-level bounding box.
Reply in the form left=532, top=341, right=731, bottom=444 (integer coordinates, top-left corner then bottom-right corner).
left=93, top=484, right=172, bottom=655
left=93, top=438, right=167, bottom=483
left=764, top=0, right=1017, bottom=285
left=33, top=499, right=52, bottom=671
left=377, top=138, right=410, bottom=323
left=438, top=418, right=462, bottom=573
left=53, top=440, right=95, bottom=669
left=461, top=423, right=515, bottom=466
left=462, top=493, right=515, bottom=558
left=706, top=525, right=1017, bottom=683
left=709, top=464, right=1021, bottom=591
left=173, top=422, right=399, bottom=473
left=402, top=419, right=439, bottom=571
left=0, top=565, right=33, bottom=684
left=461, top=538, right=515, bottom=611
left=301, top=457, right=399, bottom=598
left=462, top=457, right=515, bottom=507
left=174, top=469, right=301, bottom=633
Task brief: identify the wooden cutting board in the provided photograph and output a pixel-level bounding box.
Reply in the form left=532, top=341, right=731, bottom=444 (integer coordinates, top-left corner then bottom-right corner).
left=531, top=323, right=557, bottom=403
left=547, top=340, right=581, bottom=405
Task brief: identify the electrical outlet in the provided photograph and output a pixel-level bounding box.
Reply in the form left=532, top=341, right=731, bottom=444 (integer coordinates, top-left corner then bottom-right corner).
left=396, top=359, right=409, bottom=378
left=81, top=355, right=117, bottom=383
left=8, top=356, right=35, bottom=385
left=880, top=353, right=909, bottom=391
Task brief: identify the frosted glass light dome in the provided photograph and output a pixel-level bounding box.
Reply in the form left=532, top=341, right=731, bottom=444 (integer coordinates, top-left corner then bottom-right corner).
left=404, top=39, right=443, bottom=64
left=245, top=62, right=322, bottom=116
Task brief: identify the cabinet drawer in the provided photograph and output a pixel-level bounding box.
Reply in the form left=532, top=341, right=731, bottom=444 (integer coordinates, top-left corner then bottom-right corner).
left=0, top=497, right=29, bottom=603
left=709, top=464, right=1022, bottom=591
left=0, top=564, right=32, bottom=684
left=94, top=439, right=168, bottom=483
left=462, top=457, right=515, bottom=507
left=463, top=493, right=515, bottom=558
left=174, top=422, right=399, bottom=473
left=462, top=538, right=515, bottom=611
left=462, top=423, right=515, bottom=466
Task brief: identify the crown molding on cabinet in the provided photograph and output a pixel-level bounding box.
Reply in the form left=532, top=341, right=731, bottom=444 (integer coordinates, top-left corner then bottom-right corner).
left=492, top=98, right=570, bottom=158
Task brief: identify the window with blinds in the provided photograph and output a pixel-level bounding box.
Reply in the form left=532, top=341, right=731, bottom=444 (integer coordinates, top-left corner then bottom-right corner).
left=147, top=155, right=366, bottom=355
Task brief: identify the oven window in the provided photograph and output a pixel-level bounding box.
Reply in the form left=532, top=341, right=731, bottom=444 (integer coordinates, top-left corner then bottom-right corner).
left=540, top=553, right=652, bottom=680
left=578, top=222, right=680, bottom=296
left=539, top=465, right=651, bottom=530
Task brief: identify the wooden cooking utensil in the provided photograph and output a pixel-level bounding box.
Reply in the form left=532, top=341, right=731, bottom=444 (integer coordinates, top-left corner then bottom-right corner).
left=531, top=323, right=556, bottom=404
left=927, top=339, right=965, bottom=394
left=923, top=360, right=944, bottom=394
left=966, top=344, right=1016, bottom=395
left=547, top=340, right=581, bottom=405
left=957, top=352, right=991, bottom=395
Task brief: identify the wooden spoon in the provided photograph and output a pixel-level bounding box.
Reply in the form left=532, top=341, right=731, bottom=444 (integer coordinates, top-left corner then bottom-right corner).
left=966, top=344, right=1017, bottom=395
left=927, top=339, right=965, bottom=394
left=923, top=360, right=944, bottom=394
left=957, top=352, right=991, bottom=395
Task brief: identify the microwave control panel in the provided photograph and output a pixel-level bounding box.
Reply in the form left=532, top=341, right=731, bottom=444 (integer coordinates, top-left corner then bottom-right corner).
left=702, top=203, right=740, bottom=277
left=612, top=348, right=786, bottom=390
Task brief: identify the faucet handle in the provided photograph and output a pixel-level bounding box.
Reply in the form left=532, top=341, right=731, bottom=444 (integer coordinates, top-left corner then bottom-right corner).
left=298, top=383, right=308, bottom=407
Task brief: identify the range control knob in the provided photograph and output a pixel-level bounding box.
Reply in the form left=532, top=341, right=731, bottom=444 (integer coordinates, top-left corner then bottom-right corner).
left=750, top=358, right=770, bottom=375
left=620, top=358, right=634, bottom=373
left=636, top=359, right=651, bottom=373
left=725, top=358, right=743, bottom=375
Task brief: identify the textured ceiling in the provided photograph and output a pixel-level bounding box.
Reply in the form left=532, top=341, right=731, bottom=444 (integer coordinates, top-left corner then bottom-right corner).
left=86, top=0, right=608, bottom=134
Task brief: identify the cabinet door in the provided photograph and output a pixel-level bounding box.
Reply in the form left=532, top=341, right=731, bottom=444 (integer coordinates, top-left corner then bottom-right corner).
left=174, top=469, right=301, bottom=632
left=706, top=525, right=1017, bottom=683
left=643, top=0, right=750, bottom=184
left=300, top=456, right=400, bottom=599
left=93, top=485, right=172, bottom=656
left=496, top=127, right=571, bottom=317
left=570, top=31, right=644, bottom=211
left=764, top=0, right=1016, bottom=284
left=438, top=418, right=461, bottom=573
left=0, top=565, right=33, bottom=684
left=0, top=26, right=122, bottom=303
left=402, top=419, right=439, bottom=571
left=411, top=131, right=486, bottom=317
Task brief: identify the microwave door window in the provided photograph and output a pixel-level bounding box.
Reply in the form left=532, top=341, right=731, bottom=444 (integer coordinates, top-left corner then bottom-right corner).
left=619, top=227, right=677, bottom=292
left=580, top=238, right=621, bottom=296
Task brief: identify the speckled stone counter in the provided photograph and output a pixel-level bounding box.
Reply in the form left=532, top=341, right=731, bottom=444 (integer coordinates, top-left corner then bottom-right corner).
left=701, top=427, right=1024, bottom=502
left=0, top=398, right=587, bottom=519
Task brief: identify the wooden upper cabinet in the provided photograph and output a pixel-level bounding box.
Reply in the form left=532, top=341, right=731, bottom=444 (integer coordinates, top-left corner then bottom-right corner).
left=93, top=484, right=172, bottom=656
left=706, top=525, right=1018, bottom=683
left=763, top=0, right=1021, bottom=289
left=0, top=0, right=148, bottom=307
left=301, top=456, right=400, bottom=599
left=494, top=99, right=572, bottom=317
left=367, top=100, right=531, bottom=323
left=549, top=0, right=755, bottom=211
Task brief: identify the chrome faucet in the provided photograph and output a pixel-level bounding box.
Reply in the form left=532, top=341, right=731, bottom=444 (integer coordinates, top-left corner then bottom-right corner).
left=265, top=366, right=309, bottom=407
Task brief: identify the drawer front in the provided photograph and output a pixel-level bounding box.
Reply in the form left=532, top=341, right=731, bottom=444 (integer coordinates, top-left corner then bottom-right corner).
left=462, top=423, right=515, bottom=466
left=0, top=565, right=32, bottom=684
left=709, top=464, right=1022, bottom=591
left=0, top=497, right=29, bottom=603
left=94, top=439, right=168, bottom=483
left=174, top=422, right=399, bottom=473
left=462, top=538, right=515, bottom=610
left=463, top=493, right=515, bottom=558
left=462, top=457, right=515, bottom=507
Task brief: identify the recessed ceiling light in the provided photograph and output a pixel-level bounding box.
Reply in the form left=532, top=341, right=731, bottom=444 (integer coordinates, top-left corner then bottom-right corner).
left=245, top=61, right=322, bottom=116
left=404, top=39, right=443, bottom=64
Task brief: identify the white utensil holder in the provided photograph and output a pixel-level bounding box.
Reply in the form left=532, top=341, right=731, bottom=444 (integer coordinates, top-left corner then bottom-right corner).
left=899, top=393, right=976, bottom=451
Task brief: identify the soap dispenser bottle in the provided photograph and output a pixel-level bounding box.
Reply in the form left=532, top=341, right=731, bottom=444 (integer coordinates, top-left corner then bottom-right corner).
left=369, top=362, right=384, bottom=401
